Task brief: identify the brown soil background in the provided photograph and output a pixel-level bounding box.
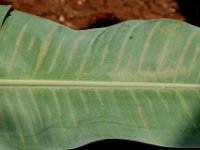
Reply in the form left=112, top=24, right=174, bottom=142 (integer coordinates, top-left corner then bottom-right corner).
left=1, top=0, right=200, bottom=29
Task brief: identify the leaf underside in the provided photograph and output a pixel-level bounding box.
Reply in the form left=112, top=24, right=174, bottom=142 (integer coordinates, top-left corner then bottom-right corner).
left=0, top=5, right=200, bottom=150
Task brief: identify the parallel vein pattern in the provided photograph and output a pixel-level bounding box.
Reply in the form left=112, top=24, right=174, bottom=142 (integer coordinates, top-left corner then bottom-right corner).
left=0, top=6, right=200, bottom=150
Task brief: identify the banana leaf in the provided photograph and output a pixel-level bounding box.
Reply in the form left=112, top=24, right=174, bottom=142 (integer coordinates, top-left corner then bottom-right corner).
left=0, top=5, right=200, bottom=150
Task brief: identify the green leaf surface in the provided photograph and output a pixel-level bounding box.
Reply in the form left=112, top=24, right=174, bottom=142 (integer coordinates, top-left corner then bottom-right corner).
left=0, top=5, right=200, bottom=149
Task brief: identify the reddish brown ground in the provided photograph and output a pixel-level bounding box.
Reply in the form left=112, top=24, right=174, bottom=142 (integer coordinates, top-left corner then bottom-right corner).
left=0, top=0, right=188, bottom=29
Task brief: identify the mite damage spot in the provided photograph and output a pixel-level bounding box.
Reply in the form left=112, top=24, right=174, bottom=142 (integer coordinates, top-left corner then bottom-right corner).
left=129, top=35, right=134, bottom=39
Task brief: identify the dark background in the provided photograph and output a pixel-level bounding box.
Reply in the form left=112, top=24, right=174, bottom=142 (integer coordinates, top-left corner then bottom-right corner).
left=73, top=139, right=194, bottom=150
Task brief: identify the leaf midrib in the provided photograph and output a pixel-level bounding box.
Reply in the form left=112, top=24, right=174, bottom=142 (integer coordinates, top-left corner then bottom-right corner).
left=0, top=79, right=199, bottom=89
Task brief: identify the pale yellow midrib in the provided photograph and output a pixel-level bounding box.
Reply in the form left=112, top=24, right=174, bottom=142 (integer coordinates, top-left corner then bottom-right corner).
left=0, top=79, right=199, bottom=89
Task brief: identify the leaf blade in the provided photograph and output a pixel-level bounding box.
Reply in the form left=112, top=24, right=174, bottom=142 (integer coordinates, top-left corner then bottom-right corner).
left=0, top=6, right=200, bottom=149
